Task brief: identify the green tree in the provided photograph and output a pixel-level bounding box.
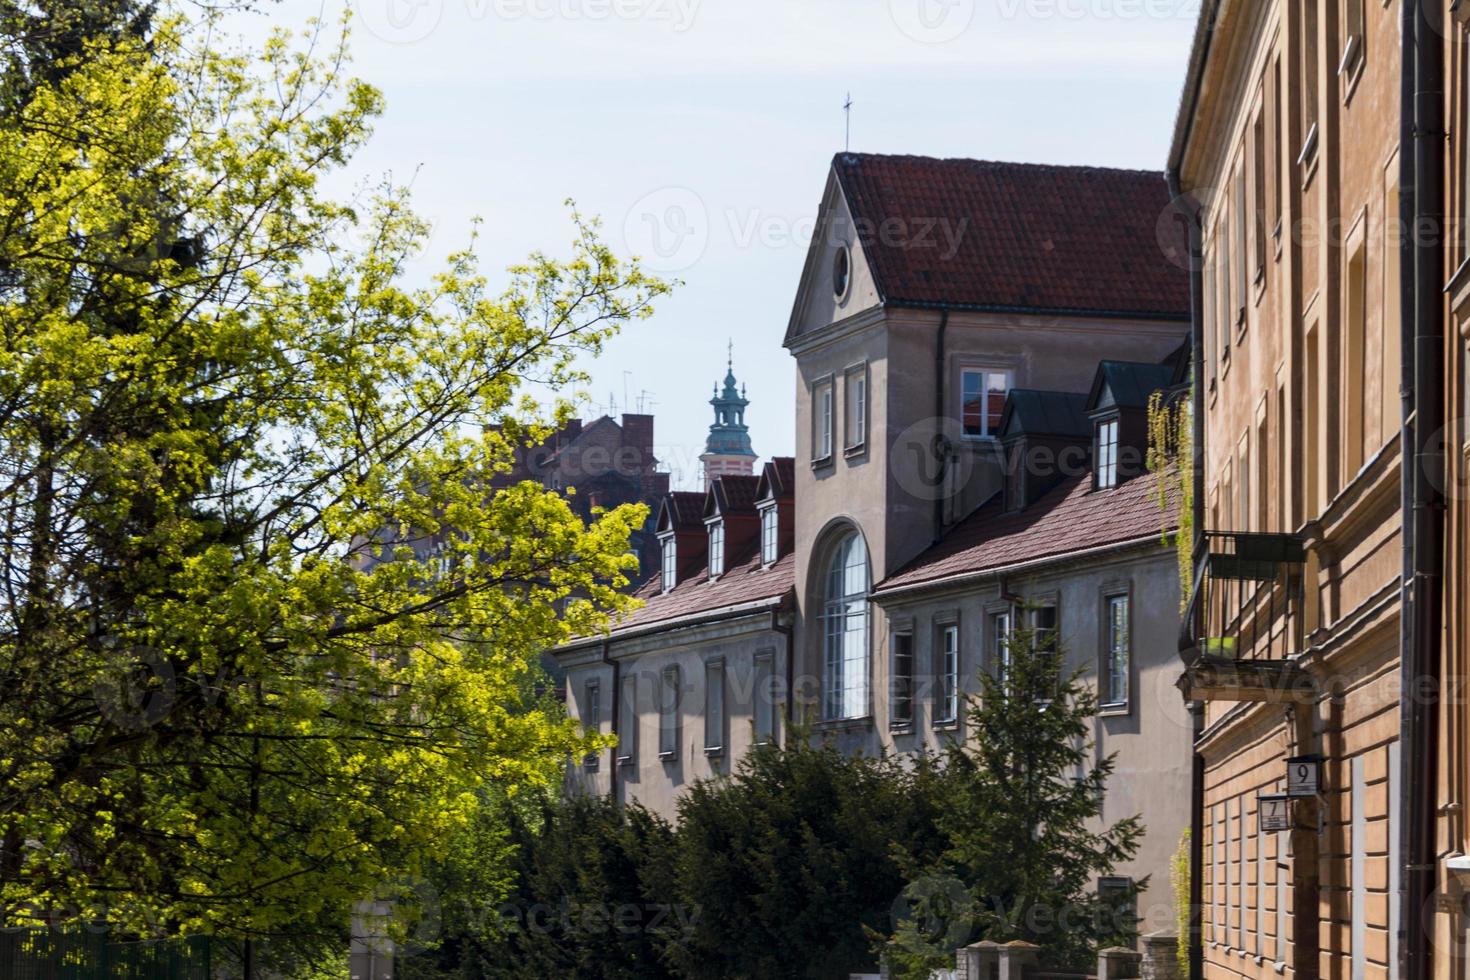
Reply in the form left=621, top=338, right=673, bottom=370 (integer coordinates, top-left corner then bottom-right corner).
left=0, top=2, right=668, bottom=961
left=884, top=616, right=1145, bottom=978
left=670, top=736, right=945, bottom=980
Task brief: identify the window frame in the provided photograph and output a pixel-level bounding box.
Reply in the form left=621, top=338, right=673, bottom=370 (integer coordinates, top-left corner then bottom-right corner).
left=1095, top=416, right=1120, bottom=490
left=759, top=503, right=779, bottom=566
left=703, top=657, right=726, bottom=757
left=660, top=534, right=677, bottom=593
left=707, top=519, right=725, bottom=578
left=988, top=606, right=1012, bottom=690
left=959, top=366, right=1012, bottom=441
left=658, top=665, right=681, bottom=761
left=616, top=673, right=638, bottom=767
left=889, top=629, right=915, bottom=733
left=821, top=532, right=871, bottom=722
left=812, top=376, right=835, bottom=464
left=933, top=616, right=960, bottom=728
left=583, top=679, right=601, bottom=770
left=753, top=650, right=776, bottom=745
left=843, top=362, right=868, bottom=453
left=1102, top=592, right=1131, bottom=711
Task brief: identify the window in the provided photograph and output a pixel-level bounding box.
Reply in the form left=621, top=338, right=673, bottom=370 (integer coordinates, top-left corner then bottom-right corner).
left=583, top=680, right=601, bottom=769
left=934, top=622, right=960, bottom=727
left=833, top=244, right=851, bottom=300
left=660, top=535, right=677, bottom=593
left=707, top=521, right=725, bottom=578
left=889, top=632, right=914, bottom=731
left=1234, top=164, right=1247, bottom=323
left=1103, top=595, right=1130, bottom=708
left=1095, top=418, right=1119, bottom=489
left=704, top=658, right=725, bottom=756
left=659, top=665, right=680, bottom=760
left=1203, top=249, right=1216, bottom=384
left=1099, top=876, right=1138, bottom=938
left=1384, top=164, right=1403, bottom=438
left=760, top=505, right=779, bottom=565
left=1271, top=55, right=1283, bottom=242
left=616, top=674, right=637, bottom=766
left=813, top=379, right=834, bottom=462
left=1237, top=435, right=1250, bottom=533
left=1217, top=220, right=1231, bottom=361
left=753, top=652, right=775, bottom=745
left=821, top=532, right=870, bottom=721
left=1340, top=0, right=1364, bottom=79
left=1305, top=323, right=1322, bottom=517
left=1257, top=411, right=1271, bottom=531
left=1344, top=231, right=1367, bottom=477
left=1300, top=0, right=1320, bottom=167
left=990, top=609, right=1012, bottom=687
left=1252, top=102, right=1267, bottom=280
left=1029, top=604, right=1058, bottom=655
left=961, top=368, right=1010, bottom=439
left=844, top=365, right=867, bottom=451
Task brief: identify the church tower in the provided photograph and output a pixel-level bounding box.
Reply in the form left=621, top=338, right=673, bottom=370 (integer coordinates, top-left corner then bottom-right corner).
left=700, top=347, right=756, bottom=490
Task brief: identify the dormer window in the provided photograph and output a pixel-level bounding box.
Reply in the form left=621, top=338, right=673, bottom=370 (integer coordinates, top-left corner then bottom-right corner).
left=1095, top=418, right=1119, bottom=490
left=707, top=520, right=725, bottom=578
left=760, top=504, right=779, bottom=565
left=660, top=535, right=677, bottom=593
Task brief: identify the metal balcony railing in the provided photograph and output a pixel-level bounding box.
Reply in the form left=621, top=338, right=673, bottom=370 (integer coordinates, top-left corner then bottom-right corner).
left=1181, top=531, right=1306, bottom=664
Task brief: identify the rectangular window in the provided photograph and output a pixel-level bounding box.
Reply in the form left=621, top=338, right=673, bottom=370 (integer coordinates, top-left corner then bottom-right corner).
left=1096, top=418, right=1119, bottom=489
left=1301, top=0, right=1320, bottom=165
left=1258, top=412, right=1271, bottom=531
left=1099, top=876, right=1138, bottom=938
left=889, top=632, right=914, bottom=731
left=583, top=680, right=601, bottom=769
left=1218, top=215, right=1233, bottom=359
left=934, top=623, right=959, bottom=726
left=617, top=674, right=637, bottom=766
left=1384, top=165, right=1403, bottom=438
left=1271, top=55, right=1283, bottom=241
left=1203, top=250, right=1216, bottom=384
left=708, top=521, right=725, bottom=578
left=1305, top=323, right=1322, bottom=516
left=1237, top=435, right=1250, bottom=533
left=961, top=368, right=1010, bottom=439
left=760, top=505, right=779, bottom=565
left=1030, top=603, right=1058, bottom=655
left=1104, top=595, right=1130, bottom=707
left=1340, top=0, right=1364, bottom=78
left=1234, top=165, right=1247, bottom=324
left=1344, top=233, right=1368, bottom=477
left=1253, top=102, right=1267, bottom=281
left=813, top=379, right=834, bottom=461
left=661, top=536, right=677, bottom=593
left=753, top=652, right=775, bottom=745
left=844, top=365, right=867, bottom=450
left=704, top=658, right=725, bottom=756
left=990, top=610, right=1012, bottom=688
left=659, top=666, right=680, bottom=759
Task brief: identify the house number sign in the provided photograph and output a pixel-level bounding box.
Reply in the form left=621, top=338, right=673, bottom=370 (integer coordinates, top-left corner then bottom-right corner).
left=1258, top=794, right=1291, bottom=832
left=1286, top=755, right=1324, bottom=798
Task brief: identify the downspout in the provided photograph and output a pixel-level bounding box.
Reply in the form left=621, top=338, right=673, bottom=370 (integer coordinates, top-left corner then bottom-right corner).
left=1167, top=168, right=1207, bottom=980
left=933, top=310, right=951, bottom=544
left=1401, top=0, right=1446, bottom=975
left=599, top=642, right=619, bottom=802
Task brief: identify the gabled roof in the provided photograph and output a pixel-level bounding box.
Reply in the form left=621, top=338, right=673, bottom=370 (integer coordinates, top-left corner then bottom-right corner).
left=830, top=153, right=1190, bottom=319
left=755, top=457, right=796, bottom=503
left=998, top=390, right=1092, bottom=441
left=704, top=475, right=761, bottom=519
left=1086, top=361, right=1179, bottom=413
left=873, top=471, right=1179, bottom=598
left=656, top=491, right=706, bottom=534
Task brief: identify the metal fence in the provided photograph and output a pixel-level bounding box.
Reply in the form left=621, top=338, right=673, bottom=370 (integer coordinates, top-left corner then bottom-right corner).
left=0, top=927, right=212, bottom=980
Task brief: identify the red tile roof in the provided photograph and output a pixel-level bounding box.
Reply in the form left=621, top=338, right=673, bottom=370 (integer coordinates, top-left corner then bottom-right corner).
left=577, top=547, right=794, bottom=641
left=833, top=154, right=1190, bottom=319
left=874, top=471, right=1180, bottom=597
left=710, top=475, right=761, bottom=514
left=660, top=491, right=706, bottom=531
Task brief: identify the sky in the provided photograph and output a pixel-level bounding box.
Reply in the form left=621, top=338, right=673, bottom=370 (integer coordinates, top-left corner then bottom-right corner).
left=230, top=0, right=1201, bottom=489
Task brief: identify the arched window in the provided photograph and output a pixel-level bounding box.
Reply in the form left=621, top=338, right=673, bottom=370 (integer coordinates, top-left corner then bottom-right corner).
left=822, top=532, right=869, bottom=720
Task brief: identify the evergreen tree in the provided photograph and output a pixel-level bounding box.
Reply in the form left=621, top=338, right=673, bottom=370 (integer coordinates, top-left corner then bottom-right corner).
left=884, top=614, right=1145, bottom=977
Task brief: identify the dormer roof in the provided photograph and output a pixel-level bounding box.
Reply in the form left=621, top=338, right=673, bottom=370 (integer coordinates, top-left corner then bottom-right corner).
left=704, top=475, right=762, bottom=520
left=998, top=389, right=1091, bottom=441
left=1086, top=360, right=1179, bottom=414
left=755, top=457, right=796, bottom=503
left=657, top=491, right=706, bottom=535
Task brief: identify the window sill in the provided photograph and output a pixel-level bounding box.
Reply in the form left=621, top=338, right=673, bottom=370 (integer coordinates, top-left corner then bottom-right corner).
left=658, top=751, right=676, bottom=762
left=843, top=443, right=867, bottom=461
left=810, top=455, right=834, bottom=471
left=932, top=720, right=960, bottom=733
left=703, top=746, right=724, bottom=759
left=888, top=724, right=914, bottom=737
left=616, top=757, right=634, bottom=768
left=813, top=716, right=872, bottom=734
left=1338, top=37, right=1363, bottom=104
left=1099, top=702, right=1131, bottom=718
left=1299, top=125, right=1320, bottom=191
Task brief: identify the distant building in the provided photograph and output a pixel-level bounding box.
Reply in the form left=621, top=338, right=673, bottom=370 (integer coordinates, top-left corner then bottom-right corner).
left=699, top=355, right=756, bottom=490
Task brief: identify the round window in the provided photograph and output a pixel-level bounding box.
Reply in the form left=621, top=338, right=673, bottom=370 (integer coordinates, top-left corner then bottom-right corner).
left=832, top=245, right=851, bottom=301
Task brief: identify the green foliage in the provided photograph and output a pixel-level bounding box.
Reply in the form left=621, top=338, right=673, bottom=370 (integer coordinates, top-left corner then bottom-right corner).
left=0, top=0, right=669, bottom=949
left=668, top=733, right=945, bottom=980
left=882, top=614, right=1146, bottom=978
left=1171, top=829, right=1191, bottom=977
left=1147, top=388, right=1195, bottom=611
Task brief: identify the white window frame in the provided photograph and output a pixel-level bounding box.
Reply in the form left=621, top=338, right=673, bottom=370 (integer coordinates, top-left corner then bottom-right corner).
left=844, top=363, right=868, bottom=452
left=759, top=503, right=779, bottom=566
left=960, top=367, right=1012, bottom=440
left=1096, top=417, right=1120, bottom=489
left=889, top=631, right=914, bottom=732
left=583, top=679, right=601, bottom=770
left=934, top=619, right=960, bottom=727
left=660, top=534, right=677, bottom=593
left=813, top=377, right=834, bottom=463
left=707, top=520, right=725, bottom=578
left=1103, top=593, right=1130, bottom=709
left=989, top=608, right=1012, bottom=689
left=821, top=532, right=870, bottom=721
left=704, top=658, right=725, bottom=757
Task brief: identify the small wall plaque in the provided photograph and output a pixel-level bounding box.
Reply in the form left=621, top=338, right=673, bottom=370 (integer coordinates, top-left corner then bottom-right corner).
left=1286, top=754, right=1324, bottom=798
left=1258, top=794, right=1291, bottom=832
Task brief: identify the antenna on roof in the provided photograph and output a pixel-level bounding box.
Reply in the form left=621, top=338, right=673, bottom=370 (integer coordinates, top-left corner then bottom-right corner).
left=843, top=92, right=853, bottom=152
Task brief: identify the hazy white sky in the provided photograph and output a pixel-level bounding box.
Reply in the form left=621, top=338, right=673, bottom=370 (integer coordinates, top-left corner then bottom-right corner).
left=232, top=0, right=1200, bottom=489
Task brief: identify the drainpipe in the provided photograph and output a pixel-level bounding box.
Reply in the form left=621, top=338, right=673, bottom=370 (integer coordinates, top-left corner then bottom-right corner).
left=1166, top=169, right=1206, bottom=980
left=933, top=310, right=951, bottom=544
left=1401, top=0, right=1446, bottom=975
left=599, top=641, right=619, bottom=802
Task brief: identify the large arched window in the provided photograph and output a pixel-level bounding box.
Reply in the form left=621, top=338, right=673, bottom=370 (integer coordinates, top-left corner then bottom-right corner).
left=821, top=532, right=869, bottom=720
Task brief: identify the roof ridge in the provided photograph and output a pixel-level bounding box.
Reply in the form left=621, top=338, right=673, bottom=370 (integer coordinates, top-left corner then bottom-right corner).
left=834, top=151, right=1166, bottom=178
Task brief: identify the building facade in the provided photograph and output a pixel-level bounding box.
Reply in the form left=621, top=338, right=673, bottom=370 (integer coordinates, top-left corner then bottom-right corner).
left=1169, top=1, right=1413, bottom=978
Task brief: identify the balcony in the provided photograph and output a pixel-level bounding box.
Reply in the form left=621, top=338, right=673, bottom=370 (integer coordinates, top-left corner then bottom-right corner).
left=1177, top=531, right=1313, bottom=703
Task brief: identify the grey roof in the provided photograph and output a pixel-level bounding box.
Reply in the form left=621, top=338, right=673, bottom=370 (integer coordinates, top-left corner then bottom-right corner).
left=1087, top=361, right=1178, bottom=413
left=998, top=390, right=1092, bottom=440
